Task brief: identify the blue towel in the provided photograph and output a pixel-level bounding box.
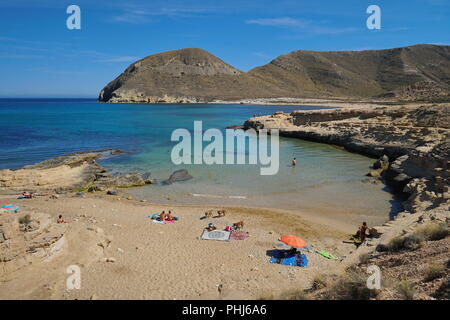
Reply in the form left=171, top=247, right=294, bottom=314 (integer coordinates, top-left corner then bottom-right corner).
left=269, top=253, right=308, bottom=267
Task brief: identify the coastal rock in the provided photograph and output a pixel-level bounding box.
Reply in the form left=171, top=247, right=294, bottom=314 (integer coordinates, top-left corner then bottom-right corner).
left=367, top=168, right=384, bottom=178
left=243, top=104, right=450, bottom=216
left=0, top=149, right=131, bottom=195
left=141, top=172, right=154, bottom=184
left=114, top=173, right=146, bottom=188
left=373, top=155, right=389, bottom=170
left=162, top=169, right=193, bottom=185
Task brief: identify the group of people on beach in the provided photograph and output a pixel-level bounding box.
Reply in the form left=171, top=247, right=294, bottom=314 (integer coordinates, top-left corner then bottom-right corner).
left=158, top=210, right=176, bottom=222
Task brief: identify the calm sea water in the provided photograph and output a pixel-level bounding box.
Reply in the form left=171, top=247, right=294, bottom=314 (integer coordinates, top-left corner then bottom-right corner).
left=0, top=99, right=397, bottom=225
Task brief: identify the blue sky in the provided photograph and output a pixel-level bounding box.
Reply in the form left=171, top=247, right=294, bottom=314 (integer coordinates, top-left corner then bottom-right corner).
left=0, top=0, right=449, bottom=97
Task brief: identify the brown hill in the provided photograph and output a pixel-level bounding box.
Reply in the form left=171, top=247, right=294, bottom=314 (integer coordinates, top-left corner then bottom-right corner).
left=99, top=45, right=450, bottom=103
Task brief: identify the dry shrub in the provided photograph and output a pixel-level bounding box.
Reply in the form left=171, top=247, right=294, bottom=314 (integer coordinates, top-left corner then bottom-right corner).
left=396, top=281, right=416, bottom=300
left=18, top=214, right=31, bottom=225
left=311, top=274, right=328, bottom=291
left=325, top=270, right=379, bottom=300
left=424, top=263, right=446, bottom=282
left=279, top=289, right=309, bottom=300
left=415, top=223, right=449, bottom=241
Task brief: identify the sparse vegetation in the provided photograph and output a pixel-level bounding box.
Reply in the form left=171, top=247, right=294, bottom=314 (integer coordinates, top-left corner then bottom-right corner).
left=18, top=214, right=31, bottom=225
left=396, top=281, right=416, bottom=300
left=311, top=274, right=328, bottom=291
left=324, top=270, right=378, bottom=300
left=388, top=236, right=405, bottom=252
left=279, top=289, right=310, bottom=300
left=388, top=235, right=422, bottom=252
left=415, top=223, right=449, bottom=241
left=359, top=253, right=372, bottom=264
left=386, top=223, right=449, bottom=252
left=424, top=263, right=446, bottom=282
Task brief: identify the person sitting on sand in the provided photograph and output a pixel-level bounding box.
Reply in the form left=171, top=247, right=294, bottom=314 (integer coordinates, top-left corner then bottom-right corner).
left=206, top=223, right=216, bottom=232
left=166, top=210, right=175, bottom=221
left=57, top=215, right=66, bottom=224
left=356, top=222, right=369, bottom=242
left=158, top=211, right=167, bottom=221
left=291, top=158, right=297, bottom=166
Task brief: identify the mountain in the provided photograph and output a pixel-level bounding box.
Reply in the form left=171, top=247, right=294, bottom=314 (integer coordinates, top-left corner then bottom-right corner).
left=99, top=45, right=450, bottom=103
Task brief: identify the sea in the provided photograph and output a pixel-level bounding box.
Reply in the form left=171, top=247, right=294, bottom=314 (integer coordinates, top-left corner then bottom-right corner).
left=0, top=98, right=400, bottom=225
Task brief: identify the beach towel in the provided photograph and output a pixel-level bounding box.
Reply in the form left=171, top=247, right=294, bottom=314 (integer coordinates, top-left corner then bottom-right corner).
left=316, top=249, right=339, bottom=261
left=200, top=229, right=231, bottom=241
left=269, top=252, right=308, bottom=267
left=148, top=213, right=179, bottom=224
left=1, top=205, right=20, bottom=213
left=230, top=231, right=249, bottom=241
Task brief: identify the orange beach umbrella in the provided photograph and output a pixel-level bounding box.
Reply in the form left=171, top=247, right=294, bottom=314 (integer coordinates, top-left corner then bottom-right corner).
left=279, top=235, right=307, bottom=248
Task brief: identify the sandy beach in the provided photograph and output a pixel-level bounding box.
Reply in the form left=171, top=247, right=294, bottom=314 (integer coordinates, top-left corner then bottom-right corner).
left=0, top=191, right=357, bottom=300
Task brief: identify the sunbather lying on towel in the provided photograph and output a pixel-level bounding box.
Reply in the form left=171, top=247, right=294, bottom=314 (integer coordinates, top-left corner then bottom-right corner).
left=22, top=192, right=34, bottom=199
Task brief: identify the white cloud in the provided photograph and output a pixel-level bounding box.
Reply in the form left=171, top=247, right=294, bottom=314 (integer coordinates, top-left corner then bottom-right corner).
left=99, top=56, right=140, bottom=63
left=111, top=5, right=216, bottom=24
left=246, top=17, right=357, bottom=36
left=246, top=17, right=308, bottom=27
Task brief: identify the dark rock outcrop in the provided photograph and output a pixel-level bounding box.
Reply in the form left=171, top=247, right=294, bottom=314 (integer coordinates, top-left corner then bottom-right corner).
left=162, top=169, right=193, bottom=185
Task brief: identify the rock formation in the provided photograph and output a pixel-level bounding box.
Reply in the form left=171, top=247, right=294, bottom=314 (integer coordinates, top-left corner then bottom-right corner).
left=0, top=149, right=152, bottom=194
left=162, top=169, right=193, bottom=185
left=99, top=45, right=450, bottom=103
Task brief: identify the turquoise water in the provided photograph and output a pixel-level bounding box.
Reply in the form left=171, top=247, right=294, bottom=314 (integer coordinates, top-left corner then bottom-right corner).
left=0, top=99, right=396, bottom=224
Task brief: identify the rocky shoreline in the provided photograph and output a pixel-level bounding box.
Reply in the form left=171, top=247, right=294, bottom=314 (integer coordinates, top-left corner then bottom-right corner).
left=242, top=103, right=450, bottom=299
left=0, top=149, right=153, bottom=195
left=0, top=149, right=197, bottom=197
left=243, top=103, right=450, bottom=214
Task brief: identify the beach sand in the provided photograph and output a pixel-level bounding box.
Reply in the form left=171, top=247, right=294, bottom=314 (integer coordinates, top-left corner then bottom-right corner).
left=0, top=192, right=358, bottom=300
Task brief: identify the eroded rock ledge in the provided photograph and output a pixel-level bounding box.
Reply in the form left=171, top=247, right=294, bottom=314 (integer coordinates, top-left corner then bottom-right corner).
left=243, top=104, right=450, bottom=214
left=0, top=149, right=153, bottom=195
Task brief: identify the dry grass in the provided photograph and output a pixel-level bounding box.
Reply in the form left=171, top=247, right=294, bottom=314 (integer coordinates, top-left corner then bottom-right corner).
left=415, top=223, right=449, bottom=241
left=18, top=214, right=31, bottom=225
left=395, top=281, right=416, bottom=300
left=424, top=263, right=446, bottom=282
left=279, top=289, right=310, bottom=300
left=387, top=235, right=423, bottom=252
left=359, top=253, right=372, bottom=264
left=323, top=270, right=379, bottom=300
left=311, top=274, right=329, bottom=291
